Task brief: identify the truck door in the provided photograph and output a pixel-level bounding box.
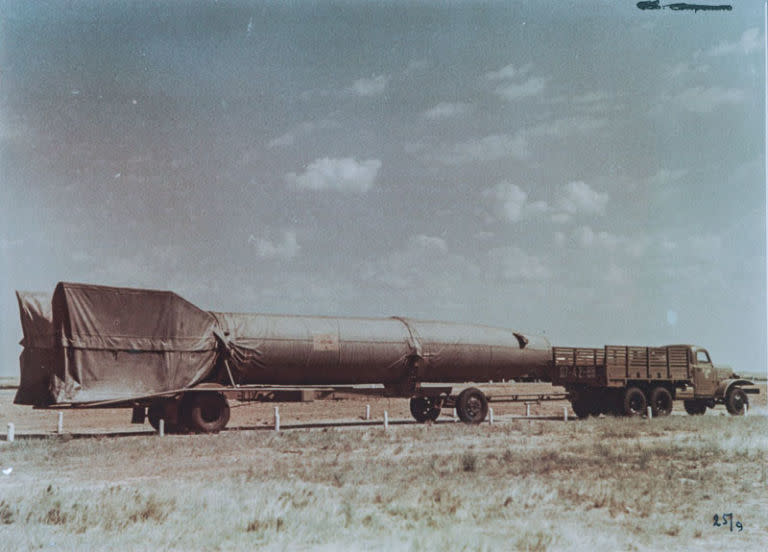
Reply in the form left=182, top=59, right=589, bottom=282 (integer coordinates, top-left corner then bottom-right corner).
left=692, top=348, right=717, bottom=397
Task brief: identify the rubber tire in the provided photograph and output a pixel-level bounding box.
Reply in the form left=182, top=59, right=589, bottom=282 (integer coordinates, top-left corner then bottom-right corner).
left=683, top=400, right=707, bottom=415
left=181, top=392, right=231, bottom=433
left=649, top=387, right=674, bottom=417
left=456, top=387, right=489, bottom=424
left=409, top=396, right=441, bottom=423
left=623, top=387, right=647, bottom=417
left=147, top=399, right=186, bottom=433
left=725, top=388, right=748, bottom=416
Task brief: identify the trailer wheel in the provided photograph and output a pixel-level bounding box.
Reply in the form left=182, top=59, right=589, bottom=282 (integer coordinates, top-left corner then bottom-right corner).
left=622, top=387, right=647, bottom=417
left=456, top=387, right=488, bottom=424
left=683, top=400, right=707, bottom=415
left=147, top=399, right=186, bottom=433
left=181, top=392, right=231, bottom=433
left=649, top=387, right=673, bottom=417
left=725, top=387, right=748, bottom=416
left=409, top=396, right=441, bottom=423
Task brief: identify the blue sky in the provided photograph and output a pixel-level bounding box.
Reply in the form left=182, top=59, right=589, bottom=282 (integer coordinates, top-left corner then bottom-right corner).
left=1, top=1, right=765, bottom=377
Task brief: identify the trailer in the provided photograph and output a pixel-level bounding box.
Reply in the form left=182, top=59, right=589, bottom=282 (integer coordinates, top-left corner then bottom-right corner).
left=552, top=345, right=758, bottom=417
left=15, top=283, right=555, bottom=432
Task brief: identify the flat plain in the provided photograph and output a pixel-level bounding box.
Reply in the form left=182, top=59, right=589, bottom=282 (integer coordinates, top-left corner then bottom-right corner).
left=0, top=383, right=766, bottom=551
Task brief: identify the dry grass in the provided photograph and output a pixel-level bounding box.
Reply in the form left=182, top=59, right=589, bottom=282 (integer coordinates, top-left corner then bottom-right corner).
left=0, top=415, right=766, bottom=551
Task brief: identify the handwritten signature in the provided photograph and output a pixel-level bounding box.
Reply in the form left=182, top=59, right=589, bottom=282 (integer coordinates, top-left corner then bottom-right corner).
left=637, top=1, right=732, bottom=11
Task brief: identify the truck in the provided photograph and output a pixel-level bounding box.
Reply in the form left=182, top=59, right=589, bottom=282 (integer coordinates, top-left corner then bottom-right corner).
left=552, top=345, right=758, bottom=418
left=13, top=282, right=759, bottom=434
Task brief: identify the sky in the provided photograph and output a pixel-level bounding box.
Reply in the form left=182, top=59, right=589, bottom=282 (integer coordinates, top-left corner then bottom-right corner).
left=0, top=0, right=765, bottom=378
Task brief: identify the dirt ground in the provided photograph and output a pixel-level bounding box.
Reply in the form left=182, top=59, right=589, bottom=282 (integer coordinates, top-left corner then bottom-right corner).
left=2, top=382, right=765, bottom=435
left=1, top=383, right=767, bottom=551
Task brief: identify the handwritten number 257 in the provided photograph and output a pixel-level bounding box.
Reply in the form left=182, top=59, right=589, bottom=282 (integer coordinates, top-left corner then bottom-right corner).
left=713, top=513, right=743, bottom=532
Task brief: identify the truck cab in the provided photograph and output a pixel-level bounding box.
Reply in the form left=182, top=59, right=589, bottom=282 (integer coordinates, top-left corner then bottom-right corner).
left=685, top=345, right=756, bottom=415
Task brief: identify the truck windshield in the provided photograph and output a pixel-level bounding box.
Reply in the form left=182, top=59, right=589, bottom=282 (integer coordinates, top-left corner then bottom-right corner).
left=695, top=350, right=711, bottom=364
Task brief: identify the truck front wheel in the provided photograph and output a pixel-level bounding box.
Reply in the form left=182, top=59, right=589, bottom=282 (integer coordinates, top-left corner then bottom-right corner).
left=725, top=387, right=748, bottom=416
left=181, top=392, right=231, bottom=433
left=456, top=387, right=488, bottom=424
left=622, top=387, right=647, bottom=417
left=649, top=387, right=673, bottom=417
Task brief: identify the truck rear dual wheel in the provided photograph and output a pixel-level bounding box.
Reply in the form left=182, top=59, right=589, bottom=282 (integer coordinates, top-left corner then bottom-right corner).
left=623, top=387, right=647, bottom=417
left=649, top=387, right=673, bottom=417
left=456, top=387, right=488, bottom=424
left=409, top=396, right=441, bottom=423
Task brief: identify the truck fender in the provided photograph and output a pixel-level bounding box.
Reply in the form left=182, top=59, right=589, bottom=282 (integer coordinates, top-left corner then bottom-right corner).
left=715, top=379, right=755, bottom=400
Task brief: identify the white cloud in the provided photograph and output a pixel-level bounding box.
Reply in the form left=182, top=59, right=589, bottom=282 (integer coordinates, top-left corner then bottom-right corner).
left=285, top=157, right=381, bottom=192
left=648, top=168, right=688, bottom=187
left=670, top=86, right=746, bottom=113
left=494, top=77, right=547, bottom=101
left=666, top=61, right=710, bottom=78
left=527, top=116, right=608, bottom=137
left=249, top=230, right=300, bottom=260
left=575, top=226, right=622, bottom=249
left=361, top=234, right=466, bottom=290
left=405, top=59, right=428, bottom=73
left=557, top=181, right=608, bottom=215
left=0, top=237, right=23, bottom=250
left=551, top=213, right=571, bottom=224
left=484, top=181, right=548, bottom=222
left=436, top=133, right=529, bottom=164
left=410, top=234, right=448, bottom=253
left=708, top=28, right=762, bottom=57
left=488, top=246, right=550, bottom=281
left=268, top=119, right=339, bottom=148
left=423, top=102, right=472, bottom=120
left=268, top=132, right=296, bottom=148
left=483, top=63, right=532, bottom=81
left=348, top=74, right=390, bottom=96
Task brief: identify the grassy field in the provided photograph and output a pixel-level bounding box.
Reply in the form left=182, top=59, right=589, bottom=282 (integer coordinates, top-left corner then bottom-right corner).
left=0, top=413, right=766, bottom=551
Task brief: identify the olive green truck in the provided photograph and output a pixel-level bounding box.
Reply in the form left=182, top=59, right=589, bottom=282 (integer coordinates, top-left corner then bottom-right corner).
left=552, top=344, right=759, bottom=418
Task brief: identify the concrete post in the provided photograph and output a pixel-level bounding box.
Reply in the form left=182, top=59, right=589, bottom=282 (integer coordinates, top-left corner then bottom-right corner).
left=57, top=412, right=63, bottom=434
left=526, top=403, right=531, bottom=417
left=647, top=406, right=653, bottom=420
left=158, top=418, right=165, bottom=437
left=489, top=408, right=494, bottom=425
left=563, top=407, right=568, bottom=422
left=274, top=406, right=280, bottom=432
left=384, top=411, right=389, bottom=429
left=365, top=404, right=371, bottom=420
left=6, top=423, right=14, bottom=442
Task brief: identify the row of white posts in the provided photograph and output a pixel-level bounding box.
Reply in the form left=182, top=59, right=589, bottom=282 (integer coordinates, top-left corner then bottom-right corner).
left=264, top=403, right=570, bottom=432
left=6, top=411, right=64, bottom=442
left=4, top=402, right=750, bottom=441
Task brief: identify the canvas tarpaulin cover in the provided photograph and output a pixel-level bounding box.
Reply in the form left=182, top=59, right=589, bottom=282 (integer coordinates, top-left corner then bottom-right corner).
left=14, top=291, right=55, bottom=405
left=50, top=282, right=220, bottom=403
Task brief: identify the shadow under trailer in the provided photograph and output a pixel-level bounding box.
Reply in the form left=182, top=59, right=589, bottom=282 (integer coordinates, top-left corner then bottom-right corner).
left=14, top=283, right=759, bottom=433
